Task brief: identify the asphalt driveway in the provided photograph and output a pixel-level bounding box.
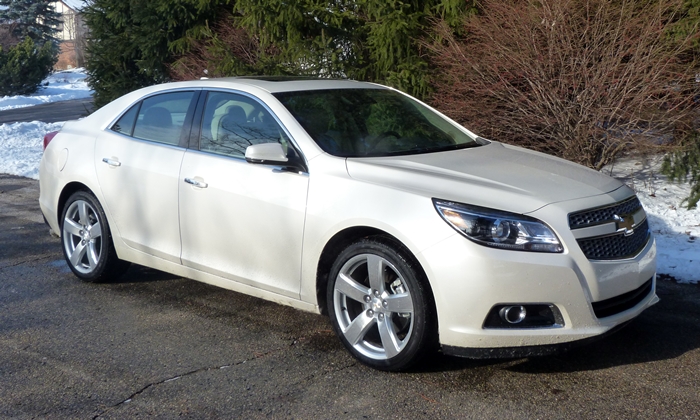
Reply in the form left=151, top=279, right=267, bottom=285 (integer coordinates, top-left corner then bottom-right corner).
left=1, top=174, right=699, bottom=419
left=0, top=97, right=94, bottom=124
left=2, top=95, right=700, bottom=418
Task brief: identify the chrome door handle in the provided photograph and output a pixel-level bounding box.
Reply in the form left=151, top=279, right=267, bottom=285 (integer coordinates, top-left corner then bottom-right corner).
left=102, top=158, right=121, bottom=167
left=184, top=177, right=208, bottom=188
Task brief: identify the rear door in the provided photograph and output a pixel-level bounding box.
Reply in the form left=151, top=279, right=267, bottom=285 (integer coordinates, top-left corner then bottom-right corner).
left=95, top=90, right=198, bottom=262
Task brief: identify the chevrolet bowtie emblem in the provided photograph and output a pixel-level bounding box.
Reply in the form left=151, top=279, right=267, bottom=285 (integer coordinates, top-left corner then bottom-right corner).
left=613, top=214, right=635, bottom=236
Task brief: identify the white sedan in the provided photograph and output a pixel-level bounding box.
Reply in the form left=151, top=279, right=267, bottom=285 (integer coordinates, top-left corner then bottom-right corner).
left=39, top=78, right=658, bottom=371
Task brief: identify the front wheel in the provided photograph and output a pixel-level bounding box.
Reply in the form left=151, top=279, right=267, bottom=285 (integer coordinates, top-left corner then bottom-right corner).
left=327, top=237, right=436, bottom=371
left=60, top=191, right=130, bottom=282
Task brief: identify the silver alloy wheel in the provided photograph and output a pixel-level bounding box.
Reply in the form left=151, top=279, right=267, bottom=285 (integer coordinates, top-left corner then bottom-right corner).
left=62, top=199, right=103, bottom=275
left=333, top=253, right=415, bottom=360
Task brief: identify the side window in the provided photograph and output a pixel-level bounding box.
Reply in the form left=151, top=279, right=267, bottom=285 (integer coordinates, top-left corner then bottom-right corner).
left=111, top=104, right=139, bottom=136
left=131, top=91, right=195, bottom=146
left=199, top=91, right=288, bottom=158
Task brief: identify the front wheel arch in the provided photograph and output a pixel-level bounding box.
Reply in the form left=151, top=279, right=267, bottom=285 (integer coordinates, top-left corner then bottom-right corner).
left=316, top=228, right=434, bottom=316
left=325, top=235, right=438, bottom=371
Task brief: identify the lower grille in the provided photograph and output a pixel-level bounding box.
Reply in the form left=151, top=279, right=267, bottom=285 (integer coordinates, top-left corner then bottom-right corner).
left=576, top=219, right=650, bottom=260
left=591, top=278, right=653, bottom=318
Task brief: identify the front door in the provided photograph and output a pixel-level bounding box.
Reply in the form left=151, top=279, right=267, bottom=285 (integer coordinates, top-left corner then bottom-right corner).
left=178, top=91, right=309, bottom=297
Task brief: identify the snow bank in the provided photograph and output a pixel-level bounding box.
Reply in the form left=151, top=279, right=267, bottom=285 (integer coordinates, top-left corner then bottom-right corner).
left=605, top=156, right=700, bottom=284
left=0, top=68, right=92, bottom=111
left=0, top=121, right=64, bottom=179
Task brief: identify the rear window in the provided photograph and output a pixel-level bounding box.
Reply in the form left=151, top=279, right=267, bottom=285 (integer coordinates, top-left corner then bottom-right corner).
left=111, top=91, right=195, bottom=146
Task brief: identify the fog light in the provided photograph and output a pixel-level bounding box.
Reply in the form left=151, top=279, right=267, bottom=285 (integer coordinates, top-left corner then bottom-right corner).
left=483, top=304, right=564, bottom=329
left=499, top=305, right=526, bottom=324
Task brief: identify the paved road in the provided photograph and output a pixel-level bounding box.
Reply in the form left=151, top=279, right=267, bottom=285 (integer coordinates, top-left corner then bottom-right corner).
left=0, top=97, right=94, bottom=124
left=1, top=174, right=699, bottom=419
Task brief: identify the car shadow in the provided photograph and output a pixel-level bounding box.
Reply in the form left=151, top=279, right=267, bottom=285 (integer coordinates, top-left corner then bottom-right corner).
left=506, top=282, right=700, bottom=374
left=110, top=264, right=180, bottom=283
left=98, top=210, right=699, bottom=375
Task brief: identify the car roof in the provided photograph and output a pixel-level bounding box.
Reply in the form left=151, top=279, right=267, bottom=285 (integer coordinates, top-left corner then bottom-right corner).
left=162, top=77, right=387, bottom=94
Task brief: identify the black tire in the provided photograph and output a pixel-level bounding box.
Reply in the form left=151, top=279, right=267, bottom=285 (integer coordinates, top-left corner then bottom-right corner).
left=326, top=236, right=437, bottom=371
left=60, top=190, right=130, bottom=282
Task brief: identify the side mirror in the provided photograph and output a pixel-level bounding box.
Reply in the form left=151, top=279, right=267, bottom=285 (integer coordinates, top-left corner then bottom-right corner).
left=244, top=142, right=308, bottom=173
left=245, top=143, right=289, bottom=165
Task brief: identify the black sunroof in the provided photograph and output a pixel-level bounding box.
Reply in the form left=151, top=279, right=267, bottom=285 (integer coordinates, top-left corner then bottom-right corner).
left=234, top=75, right=348, bottom=82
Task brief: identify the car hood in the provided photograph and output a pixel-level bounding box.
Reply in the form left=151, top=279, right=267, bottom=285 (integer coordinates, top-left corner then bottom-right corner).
left=345, top=141, right=623, bottom=214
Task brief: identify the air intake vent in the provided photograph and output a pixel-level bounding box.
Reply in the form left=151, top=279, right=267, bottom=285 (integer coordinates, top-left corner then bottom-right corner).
left=591, top=278, right=653, bottom=318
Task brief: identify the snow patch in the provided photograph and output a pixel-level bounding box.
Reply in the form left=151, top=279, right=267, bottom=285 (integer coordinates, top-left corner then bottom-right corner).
left=604, top=156, right=700, bottom=284
left=0, top=121, right=64, bottom=179
left=0, top=68, right=92, bottom=111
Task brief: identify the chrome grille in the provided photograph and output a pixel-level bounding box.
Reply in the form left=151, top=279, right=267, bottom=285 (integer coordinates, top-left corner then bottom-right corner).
left=570, top=195, right=651, bottom=260
left=576, top=219, right=650, bottom=260
left=568, top=196, right=642, bottom=229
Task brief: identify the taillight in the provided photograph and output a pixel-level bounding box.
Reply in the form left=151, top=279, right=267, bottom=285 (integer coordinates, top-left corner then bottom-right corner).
left=43, top=131, right=58, bottom=150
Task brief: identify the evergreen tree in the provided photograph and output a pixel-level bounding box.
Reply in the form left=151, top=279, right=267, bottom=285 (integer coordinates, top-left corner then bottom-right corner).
left=662, top=134, right=700, bottom=209
left=230, top=0, right=365, bottom=78
left=0, top=0, right=58, bottom=95
left=660, top=0, right=700, bottom=209
left=358, top=0, right=470, bottom=98
left=172, top=0, right=472, bottom=98
left=0, top=37, right=55, bottom=95
left=0, top=0, right=61, bottom=45
left=84, top=0, right=473, bottom=105
left=83, top=0, right=225, bottom=108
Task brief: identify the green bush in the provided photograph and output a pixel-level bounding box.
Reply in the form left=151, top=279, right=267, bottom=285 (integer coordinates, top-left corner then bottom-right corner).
left=0, top=37, right=55, bottom=96
left=662, top=132, right=700, bottom=209
left=661, top=0, right=700, bottom=208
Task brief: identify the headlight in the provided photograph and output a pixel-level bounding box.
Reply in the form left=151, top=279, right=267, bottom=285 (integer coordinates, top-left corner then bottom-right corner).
left=433, top=199, right=563, bottom=253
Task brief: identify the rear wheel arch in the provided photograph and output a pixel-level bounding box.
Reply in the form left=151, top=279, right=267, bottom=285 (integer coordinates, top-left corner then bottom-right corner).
left=60, top=189, right=130, bottom=282
left=57, top=182, right=92, bottom=228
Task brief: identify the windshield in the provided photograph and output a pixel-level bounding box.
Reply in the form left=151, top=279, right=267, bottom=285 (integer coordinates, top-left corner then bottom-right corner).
left=273, top=88, right=480, bottom=157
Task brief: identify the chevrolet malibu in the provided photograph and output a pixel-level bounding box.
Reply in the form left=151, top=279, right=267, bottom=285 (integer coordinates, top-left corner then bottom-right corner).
left=39, top=78, right=658, bottom=371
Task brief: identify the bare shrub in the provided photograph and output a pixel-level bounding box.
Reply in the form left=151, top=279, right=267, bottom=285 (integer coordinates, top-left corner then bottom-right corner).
left=426, top=0, right=699, bottom=170
left=168, top=10, right=263, bottom=81
left=0, top=23, right=20, bottom=50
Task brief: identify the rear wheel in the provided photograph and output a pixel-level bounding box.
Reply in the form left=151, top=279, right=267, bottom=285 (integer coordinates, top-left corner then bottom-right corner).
left=61, top=191, right=130, bottom=282
left=327, top=237, right=436, bottom=371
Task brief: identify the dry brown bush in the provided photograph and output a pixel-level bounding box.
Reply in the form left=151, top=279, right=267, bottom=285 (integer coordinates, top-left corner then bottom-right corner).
left=168, top=10, right=262, bottom=81
left=0, top=23, right=20, bottom=50
left=426, top=0, right=699, bottom=170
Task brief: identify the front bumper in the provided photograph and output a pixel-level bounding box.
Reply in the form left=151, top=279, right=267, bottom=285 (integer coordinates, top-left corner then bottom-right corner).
left=418, top=231, right=658, bottom=353
left=441, top=320, right=633, bottom=359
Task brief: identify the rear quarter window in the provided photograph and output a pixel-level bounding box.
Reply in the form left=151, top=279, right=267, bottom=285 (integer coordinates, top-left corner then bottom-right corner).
left=111, top=91, right=196, bottom=146
left=111, top=104, right=139, bottom=136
